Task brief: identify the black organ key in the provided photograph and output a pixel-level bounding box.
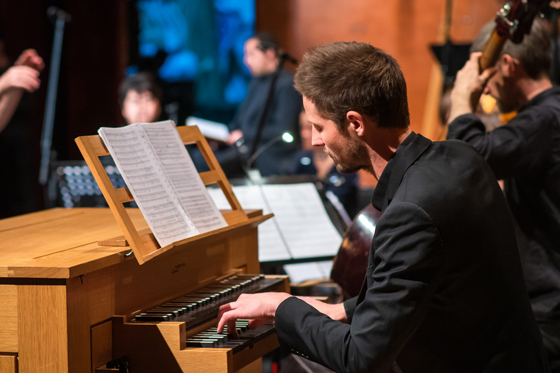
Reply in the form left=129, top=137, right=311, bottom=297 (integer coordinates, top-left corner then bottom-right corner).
left=134, top=313, right=171, bottom=321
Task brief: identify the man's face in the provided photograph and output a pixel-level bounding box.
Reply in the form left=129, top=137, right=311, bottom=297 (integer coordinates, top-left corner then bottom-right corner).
left=244, top=38, right=275, bottom=77
left=483, top=59, right=518, bottom=113
left=299, top=111, right=313, bottom=150
left=303, top=97, right=368, bottom=174
left=121, top=90, right=161, bottom=124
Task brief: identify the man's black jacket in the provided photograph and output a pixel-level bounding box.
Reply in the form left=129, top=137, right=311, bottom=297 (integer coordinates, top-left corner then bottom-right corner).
left=275, top=132, right=548, bottom=372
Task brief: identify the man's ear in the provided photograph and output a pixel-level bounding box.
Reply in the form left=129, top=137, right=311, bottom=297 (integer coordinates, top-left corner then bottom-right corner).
left=265, top=49, right=277, bottom=62
left=501, top=54, right=520, bottom=78
left=346, top=111, right=366, bottom=136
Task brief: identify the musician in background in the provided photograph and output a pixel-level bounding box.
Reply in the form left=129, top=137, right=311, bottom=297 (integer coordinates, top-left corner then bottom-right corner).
left=0, top=43, right=44, bottom=220
left=218, top=41, right=548, bottom=372
left=224, top=32, right=301, bottom=176
left=447, top=17, right=560, bottom=368
left=0, top=48, right=43, bottom=133
left=119, top=72, right=163, bottom=125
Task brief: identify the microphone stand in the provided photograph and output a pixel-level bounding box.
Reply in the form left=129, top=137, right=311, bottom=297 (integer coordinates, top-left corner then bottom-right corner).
left=39, top=7, right=71, bottom=207
left=246, top=133, right=286, bottom=168
left=245, top=133, right=292, bottom=183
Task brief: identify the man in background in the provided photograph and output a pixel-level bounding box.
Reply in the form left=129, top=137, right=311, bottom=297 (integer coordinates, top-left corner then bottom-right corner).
left=222, top=32, right=301, bottom=176
left=447, top=17, right=560, bottom=368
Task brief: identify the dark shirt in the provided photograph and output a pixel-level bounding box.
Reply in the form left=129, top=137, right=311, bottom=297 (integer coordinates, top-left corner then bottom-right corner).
left=275, top=132, right=547, bottom=372
left=448, top=87, right=560, bottom=323
left=0, top=67, right=39, bottom=218
left=293, top=149, right=359, bottom=217
left=229, top=69, right=302, bottom=176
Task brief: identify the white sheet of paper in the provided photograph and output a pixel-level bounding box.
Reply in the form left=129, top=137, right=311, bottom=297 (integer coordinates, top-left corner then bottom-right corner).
left=283, top=260, right=334, bottom=284
left=207, top=182, right=342, bottom=262
left=207, top=185, right=291, bottom=262
left=141, top=122, right=227, bottom=234
left=261, top=183, right=342, bottom=259
left=318, top=260, right=334, bottom=277
left=186, top=116, right=229, bottom=142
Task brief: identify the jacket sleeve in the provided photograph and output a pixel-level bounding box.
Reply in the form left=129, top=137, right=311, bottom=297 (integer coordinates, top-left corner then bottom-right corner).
left=447, top=112, right=556, bottom=180
left=275, top=202, right=444, bottom=373
left=343, top=296, right=358, bottom=323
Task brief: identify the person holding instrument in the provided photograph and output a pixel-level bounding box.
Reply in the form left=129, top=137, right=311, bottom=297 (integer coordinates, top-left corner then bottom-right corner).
left=447, top=16, right=560, bottom=368
left=0, top=48, right=43, bottom=133
left=218, top=41, right=548, bottom=372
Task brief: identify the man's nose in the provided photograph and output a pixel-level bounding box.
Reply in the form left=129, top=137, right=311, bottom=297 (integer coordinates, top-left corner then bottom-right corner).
left=311, top=127, right=324, bottom=147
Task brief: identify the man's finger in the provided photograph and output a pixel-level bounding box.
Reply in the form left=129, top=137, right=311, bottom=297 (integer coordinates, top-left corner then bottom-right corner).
left=470, top=52, right=482, bottom=61
left=218, top=302, right=233, bottom=321
left=217, top=309, right=234, bottom=333
left=227, top=318, right=239, bottom=339
left=480, top=67, right=497, bottom=85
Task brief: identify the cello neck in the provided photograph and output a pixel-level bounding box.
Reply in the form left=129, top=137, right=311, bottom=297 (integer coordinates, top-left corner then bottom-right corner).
left=479, top=29, right=507, bottom=72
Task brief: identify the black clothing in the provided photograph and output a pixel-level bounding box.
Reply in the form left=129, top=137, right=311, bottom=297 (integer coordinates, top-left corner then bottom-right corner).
left=0, top=67, right=40, bottom=219
left=229, top=69, right=302, bottom=176
left=448, top=87, right=560, bottom=324
left=275, top=132, right=547, bottom=372
left=293, top=149, right=359, bottom=217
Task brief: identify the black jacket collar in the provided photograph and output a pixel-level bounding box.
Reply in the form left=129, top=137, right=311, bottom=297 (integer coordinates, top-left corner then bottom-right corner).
left=518, top=86, right=560, bottom=113
left=371, top=131, right=432, bottom=211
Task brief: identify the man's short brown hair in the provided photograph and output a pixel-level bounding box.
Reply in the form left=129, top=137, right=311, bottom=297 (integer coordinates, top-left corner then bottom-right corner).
left=471, top=17, right=551, bottom=80
left=294, top=42, right=410, bottom=130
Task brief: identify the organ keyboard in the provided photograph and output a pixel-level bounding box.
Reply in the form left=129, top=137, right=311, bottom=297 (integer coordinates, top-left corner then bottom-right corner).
left=112, top=273, right=287, bottom=372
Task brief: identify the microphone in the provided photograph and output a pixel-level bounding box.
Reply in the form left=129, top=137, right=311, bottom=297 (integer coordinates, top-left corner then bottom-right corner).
left=280, top=52, right=298, bottom=65
left=246, top=132, right=294, bottom=170
left=47, top=6, right=71, bottom=23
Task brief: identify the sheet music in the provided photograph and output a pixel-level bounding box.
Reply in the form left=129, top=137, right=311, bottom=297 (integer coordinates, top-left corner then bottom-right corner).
left=261, top=183, right=342, bottom=259
left=98, top=121, right=226, bottom=247
left=99, top=124, right=195, bottom=247
left=141, top=122, right=226, bottom=233
left=207, top=183, right=342, bottom=262
left=186, top=116, right=229, bottom=142
left=207, top=185, right=291, bottom=261
left=283, top=260, right=334, bottom=284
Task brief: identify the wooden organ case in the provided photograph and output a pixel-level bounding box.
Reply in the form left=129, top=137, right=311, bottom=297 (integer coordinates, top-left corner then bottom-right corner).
left=0, top=126, right=288, bottom=373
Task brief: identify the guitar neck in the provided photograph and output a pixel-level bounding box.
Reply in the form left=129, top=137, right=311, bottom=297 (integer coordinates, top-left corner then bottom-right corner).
left=479, top=29, right=507, bottom=72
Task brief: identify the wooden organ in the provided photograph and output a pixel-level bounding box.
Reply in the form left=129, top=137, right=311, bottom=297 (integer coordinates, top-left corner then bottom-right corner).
left=0, top=126, right=288, bottom=372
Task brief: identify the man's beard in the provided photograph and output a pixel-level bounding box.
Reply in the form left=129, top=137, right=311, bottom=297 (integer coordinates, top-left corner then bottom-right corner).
left=327, top=140, right=368, bottom=174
